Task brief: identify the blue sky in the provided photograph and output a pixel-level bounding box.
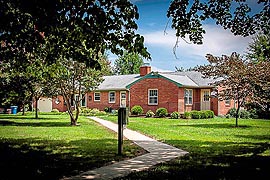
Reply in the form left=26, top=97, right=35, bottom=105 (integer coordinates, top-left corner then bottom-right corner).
left=109, top=0, right=259, bottom=72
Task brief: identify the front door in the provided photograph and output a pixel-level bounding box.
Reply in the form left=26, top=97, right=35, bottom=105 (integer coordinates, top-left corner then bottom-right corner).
left=201, top=89, right=210, bottom=110
left=120, top=91, right=126, bottom=107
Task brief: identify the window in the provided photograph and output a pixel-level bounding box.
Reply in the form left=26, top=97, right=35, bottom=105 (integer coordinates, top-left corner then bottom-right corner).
left=94, top=92, right=101, bottom=101
left=203, top=90, right=210, bottom=102
left=184, top=89, right=193, bottom=105
left=148, top=89, right=158, bottom=105
left=109, top=91, right=115, bottom=103
left=225, top=99, right=231, bottom=106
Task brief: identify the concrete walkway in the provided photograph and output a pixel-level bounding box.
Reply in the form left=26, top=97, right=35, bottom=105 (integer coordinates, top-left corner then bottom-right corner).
left=63, top=117, right=188, bottom=180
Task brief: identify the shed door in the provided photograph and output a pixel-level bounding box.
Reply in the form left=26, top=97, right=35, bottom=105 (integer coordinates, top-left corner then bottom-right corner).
left=38, top=98, right=52, bottom=112
left=201, top=89, right=210, bottom=110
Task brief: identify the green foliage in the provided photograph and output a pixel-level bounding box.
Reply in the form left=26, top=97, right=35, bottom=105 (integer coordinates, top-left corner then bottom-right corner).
left=205, top=110, right=214, bottom=118
left=156, top=108, right=168, bottom=117
left=167, top=0, right=269, bottom=45
left=51, top=109, right=59, bottom=113
left=146, top=110, right=155, bottom=118
left=190, top=110, right=201, bottom=119
left=239, top=109, right=250, bottom=119
left=227, top=108, right=237, bottom=118
left=183, top=111, right=191, bottom=119
left=247, top=33, right=270, bottom=62
left=114, top=51, right=144, bottom=75
left=170, top=111, right=180, bottom=119
left=131, top=105, right=143, bottom=115
left=80, top=108, right=106, bottom=116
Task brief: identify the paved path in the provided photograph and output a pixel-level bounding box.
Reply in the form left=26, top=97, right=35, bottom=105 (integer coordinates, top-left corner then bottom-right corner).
left=63, top=117, right=188, bottom=180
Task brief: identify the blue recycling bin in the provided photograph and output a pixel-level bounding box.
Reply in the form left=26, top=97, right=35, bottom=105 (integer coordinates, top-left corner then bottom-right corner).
left=10, top=106, right=18, bottom=114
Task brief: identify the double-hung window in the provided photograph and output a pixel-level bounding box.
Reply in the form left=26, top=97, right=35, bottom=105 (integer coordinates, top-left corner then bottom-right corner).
left=148, top=89, right=158, bottom=105
left=94, top=92, right=101, bottom=101
left=109, top=91, right=115, bottom=103
left=184, top=89, right=193, bottom=105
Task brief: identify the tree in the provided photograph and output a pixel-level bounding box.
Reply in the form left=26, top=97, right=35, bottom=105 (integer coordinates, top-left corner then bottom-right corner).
left=50, top=58, right=104, bottom=126
left=114, top=51, right=144, bottom=75
left=167, top=0, right=270, bottom=45
left=246, top=33, right=270, bottom=62
left=245, top=34, right=270, bottom=118
left=0, top=0, right=150, bottom=67
left=197, top=52, right=256, bottom=127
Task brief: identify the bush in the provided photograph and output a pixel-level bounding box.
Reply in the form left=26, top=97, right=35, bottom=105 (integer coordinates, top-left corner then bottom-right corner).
left=170, top=111, right=180, bottom=119
left=183, top=111, right=191, bottom=119
left=146, top=110, right=155, bottom=118
left=131, top=105, right=143, bottom=115
left=205, top=110, right=215, bottom=118
left=200, top=111, right=207, bottom=119
left=227, top=108, right=237, bottom=117
left=190, top=110, right=201, bottom=119
left=249, top=109, right=259, bottom=119
left=51, top=109, right=59, bottom=113
left=156, top=108, right=168, bottom=117
left=239, top=109, right=250, bottom=119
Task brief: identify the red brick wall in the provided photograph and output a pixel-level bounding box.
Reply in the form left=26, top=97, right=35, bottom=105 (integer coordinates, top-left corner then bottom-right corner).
left=52, top=96, right=67, bottom=112
left=129, top=77, right=179, bottom=114
left=88, top=91, right=129, bottom=111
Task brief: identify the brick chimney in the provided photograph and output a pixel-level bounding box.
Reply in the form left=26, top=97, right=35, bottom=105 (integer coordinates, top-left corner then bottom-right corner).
left=140, top=63, right=151, bottom=76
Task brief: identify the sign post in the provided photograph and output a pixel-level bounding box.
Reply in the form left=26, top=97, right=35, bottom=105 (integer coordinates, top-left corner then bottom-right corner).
left=118, top=107, right=125, bottom=155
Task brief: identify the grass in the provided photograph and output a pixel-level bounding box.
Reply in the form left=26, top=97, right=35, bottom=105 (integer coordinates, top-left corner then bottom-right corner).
left=102, top=116, right=270, bottom=180
left=0, top=114, right=144, bottom=180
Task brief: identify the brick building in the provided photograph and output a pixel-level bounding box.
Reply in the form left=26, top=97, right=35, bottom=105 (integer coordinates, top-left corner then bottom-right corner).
left=50, top=64, right=235, bottom=116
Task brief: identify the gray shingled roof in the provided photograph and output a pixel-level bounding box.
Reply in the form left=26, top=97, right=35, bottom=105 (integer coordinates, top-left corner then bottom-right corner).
left=159, top=73, right=199, bottom=87
left=97, top=74, right=140, bottom=90
left=96, top=71, right=214, bottom=91
left=165, top=71, right=215, bottom=87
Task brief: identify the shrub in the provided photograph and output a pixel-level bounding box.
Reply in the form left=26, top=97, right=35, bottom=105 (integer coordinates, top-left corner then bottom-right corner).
left=200, top=111, right=207, bottom=119
left=146, top=110, right=155, bottom=118
left=170, top=111, right=180, bottom=119
left=227, top=108, right=237, bottom=117
left=51, top=109, right=59, bottom=113
left=205, top=110, right=215, bottom=118
left=190, top=110, right=201, bottom=119
left=183, top=111, right=191, bottom=119
left=239, top=109, right=250, bottom=119
left=156, top=108, right=168, bottom=117
left=131, top=105, right=143, bottom=115
left=249, top=109, right=259, bottom=119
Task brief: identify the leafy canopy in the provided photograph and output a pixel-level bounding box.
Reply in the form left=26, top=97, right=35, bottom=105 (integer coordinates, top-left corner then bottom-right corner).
left=167, top=0, right=270, bottom=44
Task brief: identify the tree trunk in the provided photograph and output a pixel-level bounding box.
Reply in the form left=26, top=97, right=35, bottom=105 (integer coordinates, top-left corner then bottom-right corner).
left=22, top=103, right=25, bottom=115
left=235, top=106, right=240, bottom=127
left=35, top=97, right=39, bottom=119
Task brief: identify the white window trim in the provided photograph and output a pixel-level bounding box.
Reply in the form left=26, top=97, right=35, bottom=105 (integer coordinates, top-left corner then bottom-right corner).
left=148, top=89, right=158, bottom=105
left=94, top=92, right=101, bottom=102
left=109, top=91, right=116, bottom=103
left=185, top=89, right=193, bottom=105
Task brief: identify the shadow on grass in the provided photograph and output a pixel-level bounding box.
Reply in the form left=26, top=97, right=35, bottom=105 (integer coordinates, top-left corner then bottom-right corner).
left=115, top=139, right=270, bottom=180
left=0, top=137, right=141, bottom=180
left=0, top=114, right=60, bottom=120
left=0, top=120, right=71, bottom=127
left=176, top=123, right=251, bottom=129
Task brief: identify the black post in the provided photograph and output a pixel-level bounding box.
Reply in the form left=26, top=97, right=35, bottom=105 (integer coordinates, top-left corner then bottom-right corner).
left=118, top=108, right=125, bottom=155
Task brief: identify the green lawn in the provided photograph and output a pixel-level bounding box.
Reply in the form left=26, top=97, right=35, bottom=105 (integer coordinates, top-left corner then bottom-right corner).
left=0, top=114, right=144, bottom=180
left=103, top=116, right=270, bottom=180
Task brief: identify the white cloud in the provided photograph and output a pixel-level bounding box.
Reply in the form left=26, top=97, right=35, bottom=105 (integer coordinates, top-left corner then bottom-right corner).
left=142, top=24, right=252, bottom=58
